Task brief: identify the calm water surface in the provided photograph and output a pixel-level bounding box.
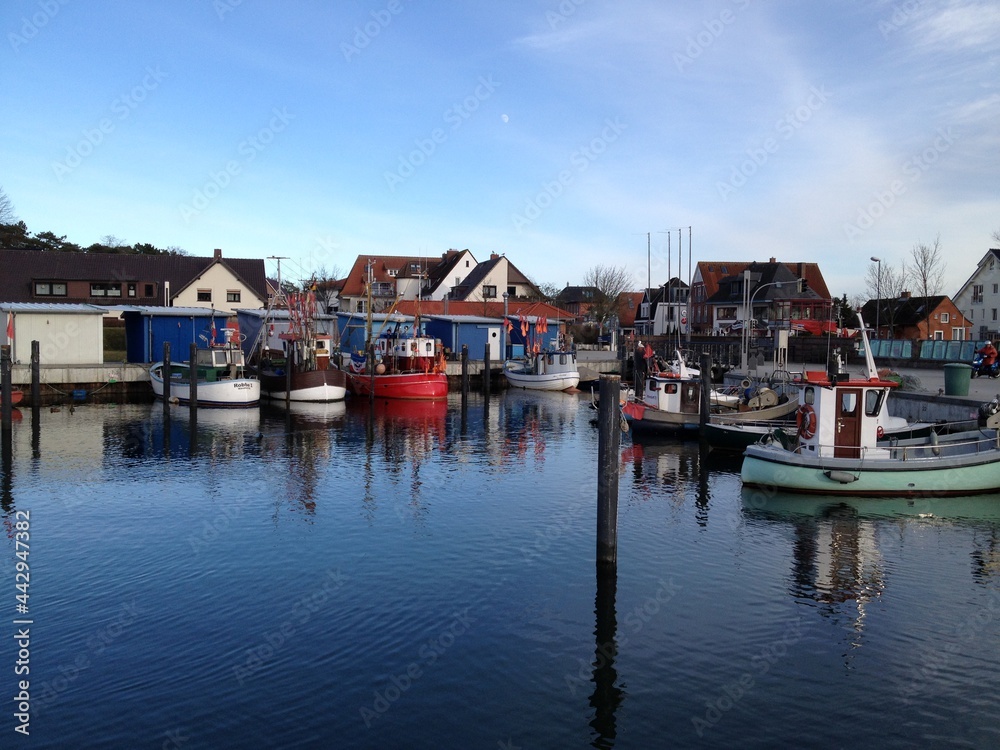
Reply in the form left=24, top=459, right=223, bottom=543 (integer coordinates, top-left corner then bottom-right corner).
left=2, top=393, right=1000, bottom=749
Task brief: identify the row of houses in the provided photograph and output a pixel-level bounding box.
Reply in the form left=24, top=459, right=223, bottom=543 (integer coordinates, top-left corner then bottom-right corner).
left=4, top=247, right=999, bottom=368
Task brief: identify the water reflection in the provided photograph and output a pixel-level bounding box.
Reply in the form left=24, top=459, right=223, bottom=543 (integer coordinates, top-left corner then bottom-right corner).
left=741, top=489, right=1000, bottom=647
left=589, top=568, right=623, bottom=749
left=619, top=438, right=730, bottom=526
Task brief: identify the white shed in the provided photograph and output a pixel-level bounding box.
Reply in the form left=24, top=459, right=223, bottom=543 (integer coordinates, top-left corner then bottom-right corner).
left=1, top=303, right=107, bottom=365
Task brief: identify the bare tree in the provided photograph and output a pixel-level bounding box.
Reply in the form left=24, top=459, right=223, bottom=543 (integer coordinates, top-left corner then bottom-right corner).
left=305, top=264, right=343, bottom=314
left=865, top=259, right=908, bottom=336
left=0, top=187, right=15, bottom=224
left=908, top=235, right=945, bottom=299
left=583, top=264, right=635, bottom=334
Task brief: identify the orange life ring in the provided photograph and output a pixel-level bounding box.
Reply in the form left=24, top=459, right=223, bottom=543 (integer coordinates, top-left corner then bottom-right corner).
left=796, top=404, right=817, bottom=440
left=876, top=425, right=885, bottom=438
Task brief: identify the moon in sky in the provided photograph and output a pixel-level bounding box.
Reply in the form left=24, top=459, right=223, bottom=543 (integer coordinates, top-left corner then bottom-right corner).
left=501, top=114, right=509, bottom=123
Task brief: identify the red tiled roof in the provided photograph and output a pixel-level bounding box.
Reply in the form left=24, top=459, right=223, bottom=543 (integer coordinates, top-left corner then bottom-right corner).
left=394, top=299, right=575, bottom=319
left=617, top=291, right=645, bottom=327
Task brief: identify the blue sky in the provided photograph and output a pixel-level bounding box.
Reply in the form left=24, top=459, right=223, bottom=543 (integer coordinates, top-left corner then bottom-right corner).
left=2, top=0, right=997, bottom=299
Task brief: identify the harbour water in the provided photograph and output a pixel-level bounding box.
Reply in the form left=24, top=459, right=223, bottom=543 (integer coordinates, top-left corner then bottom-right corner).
left=2, top=393, right=1000, bottom=748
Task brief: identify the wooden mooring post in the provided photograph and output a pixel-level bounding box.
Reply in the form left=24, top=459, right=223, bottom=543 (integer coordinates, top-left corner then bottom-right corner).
left=483, top=343, right=491, bottom=398
left=597, top=375, right=621, bottom=567
left=30, top=341, right=40, bottom=413
left=699, top=352, right=712, bottom=430
left=189, top=343, right=199, bottom=416
left=1, top=345, right=11, bottom=428
left=162, top=341, right=171, bottom=416
left=461, top=345, right=469, bottom=401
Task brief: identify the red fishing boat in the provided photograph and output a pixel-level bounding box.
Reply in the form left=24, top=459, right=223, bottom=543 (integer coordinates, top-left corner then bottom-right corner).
left=345, top=264, right=448, bottom=401
left=346, top=323, right=448, bottom=400
left=0, top=388, right=24, bottom=407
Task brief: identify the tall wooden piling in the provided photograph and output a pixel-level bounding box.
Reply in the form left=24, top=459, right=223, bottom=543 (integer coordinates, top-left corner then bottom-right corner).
left=699, top=352, right=712, bottom=430
left=1, top=345, right=11, bottom=428
left=461, top=345, right=469, bottom=401
left=162, top=341, right=171, bottom=415
left=30, top=341, right=40, bottom=412
left=285, top=345, right=293, bottom=409
left=483, top=343, right=491, bottom=398
left=597, top=375, right=621, bottom=567
left=188, top=343, right=199, bottom=416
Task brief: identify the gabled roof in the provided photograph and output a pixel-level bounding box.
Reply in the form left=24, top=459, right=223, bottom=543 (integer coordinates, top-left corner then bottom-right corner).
left=394, top=299, right=575, bottom=320
left=696, top=260, right=830, bottom=301
left=704, top=261, right=823, bottom=305
left=0, top=249, right=268, bottom=303
left=337, top=251, right=478, bottom=298
left=617, top=292, right=645, bottom=328
left=954, top=249, right=1000, bottom=299
left=860, top=295, right=970, bottom=328
left=556, top=286, right=600, bottom=304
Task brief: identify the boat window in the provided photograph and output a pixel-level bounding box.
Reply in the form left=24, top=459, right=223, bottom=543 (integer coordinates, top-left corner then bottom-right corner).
left=560, top=354, right=566, bottom=365
left=548, top=354, right=554, bottom=365
left=804, top=386, right=815, bottom=405
left=841, top=392, right=858, bottom=415
left=665, top=383, right=678, bottom=394
left=864, top=389, right=885, bottom=417
left=425, top=342, right=432, bottom=352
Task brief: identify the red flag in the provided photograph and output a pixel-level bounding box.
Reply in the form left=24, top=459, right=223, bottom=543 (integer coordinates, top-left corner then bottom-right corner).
left=5, top=312, right=12, bottom=342
left=643, top=343, right=654, bottom=359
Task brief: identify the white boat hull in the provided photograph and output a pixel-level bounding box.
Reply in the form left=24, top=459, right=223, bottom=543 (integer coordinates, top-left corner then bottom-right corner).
left=150, top=362, right=260, bottom=408
left=504, top=370, right=581, bottom=391
left=262, top=382, right=348, bottom=402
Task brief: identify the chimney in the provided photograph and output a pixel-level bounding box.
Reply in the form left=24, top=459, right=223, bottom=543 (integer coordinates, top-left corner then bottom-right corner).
left=490, top=252, right=499, bottom=260
left=901, top=290, right=911, bottom=299
left=214, top=248, right=222, bottom=260
left=769, top=257, right=776, bottom=263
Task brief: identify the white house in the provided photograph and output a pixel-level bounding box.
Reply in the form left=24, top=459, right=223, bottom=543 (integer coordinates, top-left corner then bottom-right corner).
left=953, top=249, right=1000, bottom=341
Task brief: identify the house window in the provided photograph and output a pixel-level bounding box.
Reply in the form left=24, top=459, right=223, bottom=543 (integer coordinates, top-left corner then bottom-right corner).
left=227, top=290, right=241, bottom=303
left=507, top=286, right=516, bottom=297
left=940, top=312, right=949, bottom=323
left=197, top=289, right=212, bottom=302
left=993, top=309, right=997, bottom=322
left=482, top=285, right=497, bottom=298
left=934, top=330, right=944, bottom=340
left=91, top=283, right=121, bottom=297
left=994, top=284, right=998, bottom=294
left=34, top=282, right=67, bottom=296
left=145, top=284, right=154, bottom=297
left=953, top=328, right=965, bottom=340
left=388, top=269, right=398, bottom=277
left=973, top=284, right=984, bottom=304
left=356, top=299, right=366, bottom=313
left=640, top=303, right=650, bottom=318
left=465, top=260, right=470, bottom=267
left=127, top=283, right=137, bottom=297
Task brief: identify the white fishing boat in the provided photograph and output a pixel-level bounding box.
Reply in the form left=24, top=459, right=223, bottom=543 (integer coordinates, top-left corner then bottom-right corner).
left=150, top=335, right=260, bottom=408
left=622, top=351, right=798, bottom=436
left=741, top=323, right=1000, bottom=496
left=503, top=350, right=581, bottom=392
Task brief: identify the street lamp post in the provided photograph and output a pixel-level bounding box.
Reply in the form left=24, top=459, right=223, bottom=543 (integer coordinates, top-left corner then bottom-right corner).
left=870, top=257, right=881, bottom=338
left=740, top=278, right=797, bottom=373
left=501, top=291, right=509, bottom=361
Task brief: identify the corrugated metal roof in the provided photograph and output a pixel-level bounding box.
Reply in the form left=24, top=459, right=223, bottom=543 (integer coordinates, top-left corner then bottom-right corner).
left=0, top=302, right=107, bottom=314
left=113, top=305, right=234, bottom=317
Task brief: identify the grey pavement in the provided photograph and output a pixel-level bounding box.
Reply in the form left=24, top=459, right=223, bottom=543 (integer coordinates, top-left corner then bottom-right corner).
left=754, top=361, right=1000, bottom=402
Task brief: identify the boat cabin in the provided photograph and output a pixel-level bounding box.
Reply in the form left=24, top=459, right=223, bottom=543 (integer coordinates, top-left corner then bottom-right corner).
left=795, top=371, right=899, bottom=459
left=642, top=372, right=701, bottom=415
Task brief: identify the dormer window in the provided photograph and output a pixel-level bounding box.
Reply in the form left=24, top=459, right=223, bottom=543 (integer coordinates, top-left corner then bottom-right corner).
left=91, top=282, right=121, bottom=298
left=388, top=269, right=398, bottom=277
left=34, top=282, right=67, bottom=297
